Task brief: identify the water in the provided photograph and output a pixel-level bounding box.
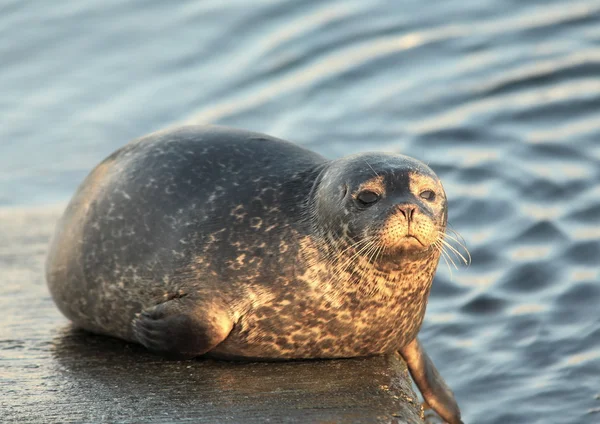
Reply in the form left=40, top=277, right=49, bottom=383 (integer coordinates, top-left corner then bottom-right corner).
left=1, top=0, right=599, bottom=422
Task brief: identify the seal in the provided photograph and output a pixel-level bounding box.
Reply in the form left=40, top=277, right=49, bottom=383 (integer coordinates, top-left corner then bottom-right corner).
left=46, top=125, right=462, bottom=424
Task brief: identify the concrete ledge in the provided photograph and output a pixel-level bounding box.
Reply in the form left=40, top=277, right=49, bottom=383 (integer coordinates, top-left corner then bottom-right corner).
left=0, top=206, right=423, bottom=423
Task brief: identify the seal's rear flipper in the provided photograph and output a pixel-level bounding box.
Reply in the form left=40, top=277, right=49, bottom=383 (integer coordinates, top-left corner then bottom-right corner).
left=399, top=338, right=463, bottom=424
left=132, top=295, right=233, bottom=359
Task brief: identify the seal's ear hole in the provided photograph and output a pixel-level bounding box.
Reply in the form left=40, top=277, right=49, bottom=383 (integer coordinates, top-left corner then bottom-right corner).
left=341, top=185, right=348, bottom=199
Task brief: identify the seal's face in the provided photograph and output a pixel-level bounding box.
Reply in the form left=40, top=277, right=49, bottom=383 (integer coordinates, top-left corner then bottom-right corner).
left=315, top=153, right=447, bottom=261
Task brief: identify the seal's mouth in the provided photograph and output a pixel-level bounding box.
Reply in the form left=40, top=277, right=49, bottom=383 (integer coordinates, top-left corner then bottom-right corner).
left=376, top=234, right=429, bottom=260
left=401, top=234, right=426, bottom=247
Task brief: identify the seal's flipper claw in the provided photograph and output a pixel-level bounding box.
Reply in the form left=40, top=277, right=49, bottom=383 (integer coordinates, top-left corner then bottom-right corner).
left=132, top=296, right=233, bottom=359
left=399, top=338, right=463, bottom=424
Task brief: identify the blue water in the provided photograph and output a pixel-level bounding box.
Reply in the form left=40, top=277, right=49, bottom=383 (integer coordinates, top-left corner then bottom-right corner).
left=2, top=1, right=599, bottom=422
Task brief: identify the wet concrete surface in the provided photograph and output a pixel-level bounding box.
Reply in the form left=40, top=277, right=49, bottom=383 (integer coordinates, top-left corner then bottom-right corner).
left=0, top=205, right=423, bottom=423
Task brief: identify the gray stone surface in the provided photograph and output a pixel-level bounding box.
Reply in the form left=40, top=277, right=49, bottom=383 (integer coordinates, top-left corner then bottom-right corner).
left=0, top=205, right=424, bottom=423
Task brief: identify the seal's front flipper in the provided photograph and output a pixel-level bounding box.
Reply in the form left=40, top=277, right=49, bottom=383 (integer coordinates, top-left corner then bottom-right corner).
left=399, top=338, right=463, bottom=424
left=132, top=295, right=233, bottom=359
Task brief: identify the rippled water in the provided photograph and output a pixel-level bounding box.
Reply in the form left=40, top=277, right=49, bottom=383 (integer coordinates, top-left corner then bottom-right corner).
left=2, top=1, right=600, bottom=422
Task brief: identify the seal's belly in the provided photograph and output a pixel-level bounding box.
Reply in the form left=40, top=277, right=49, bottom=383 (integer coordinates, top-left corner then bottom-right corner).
left=210, top=292, right=425, bottom=359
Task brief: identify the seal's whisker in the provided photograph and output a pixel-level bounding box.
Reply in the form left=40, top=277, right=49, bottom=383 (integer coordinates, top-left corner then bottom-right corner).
left=326, top=239, right=377, bottom=291
left=358, top=240, right=380, bottom=269
left=437, top=230, right=470, bottom=265
left=326, top=236, right=373, bottom=267
left=432, top=239, right=454, bottom=278
left=440, top=240, right=467, bottom=268
left=362, top=242, right=385, bottom=296
left=435, top=238, right=459, bottom=271
left=447, top=225, right=468, bottom=246
left=443, top=229, right=471, bottom=266
left=434, top=238, right=454, bottom=279
left=443, top=230, right=470, bottom=257
left=439, top=237, right=470, bottom=266
left=335, top=238, right=377, bottom=276
left=442, top=244, right=459, bottom=271
left=341, top=237, right=376, bottom=265
left=366, top=240, right=382, bottom=265
left=360, top=244, right=375, bottom=268
left=432, top=238, right=443, bottom=257
left=363, top=159, right=379, bottom=177
left=374, top=242, right=385, bottom=265
left=330, top=238, right=369, bottom=262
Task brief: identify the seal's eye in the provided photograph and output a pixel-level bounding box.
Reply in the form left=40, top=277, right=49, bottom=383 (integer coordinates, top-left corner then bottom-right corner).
left=420, top=190, right=436, bottom=201
left=357, top=191, right=380, bottom=206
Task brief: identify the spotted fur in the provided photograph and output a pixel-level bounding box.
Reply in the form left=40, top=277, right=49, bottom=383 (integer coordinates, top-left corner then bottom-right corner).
left=47, top=125, right=447, bottom=361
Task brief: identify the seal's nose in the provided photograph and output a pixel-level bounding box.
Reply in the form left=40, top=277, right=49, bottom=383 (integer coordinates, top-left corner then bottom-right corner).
left=397, top=204, right=417, bottom=221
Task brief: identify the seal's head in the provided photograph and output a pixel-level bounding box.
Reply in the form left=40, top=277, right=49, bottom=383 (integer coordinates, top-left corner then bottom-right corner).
left=313, top=152, right=447, bottom=262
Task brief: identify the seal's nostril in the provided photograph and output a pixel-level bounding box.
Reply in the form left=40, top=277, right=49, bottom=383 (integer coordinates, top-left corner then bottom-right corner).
left=398, top=205, right=417, bottom=221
